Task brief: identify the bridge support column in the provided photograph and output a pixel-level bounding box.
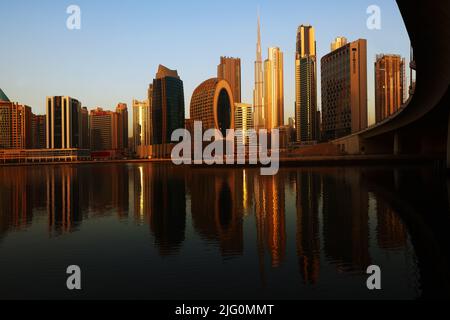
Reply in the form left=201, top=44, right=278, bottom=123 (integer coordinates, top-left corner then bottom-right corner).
left=447, top=112, right=450, bottom=169
left=394, top=132, right=401, bottom=156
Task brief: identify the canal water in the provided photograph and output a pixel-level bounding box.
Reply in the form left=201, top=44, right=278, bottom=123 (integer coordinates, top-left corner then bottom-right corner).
left=0, top=163, right=449, bottom=299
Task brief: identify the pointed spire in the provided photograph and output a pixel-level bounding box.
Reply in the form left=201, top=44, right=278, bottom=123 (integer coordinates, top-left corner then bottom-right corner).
left=0, top=88, right=10, bottom=102
left=256, top=7, right=262, bottom=62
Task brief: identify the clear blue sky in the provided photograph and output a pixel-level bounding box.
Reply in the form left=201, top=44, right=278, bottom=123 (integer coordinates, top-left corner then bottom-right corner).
left=0, top=0, right=410, bottom=128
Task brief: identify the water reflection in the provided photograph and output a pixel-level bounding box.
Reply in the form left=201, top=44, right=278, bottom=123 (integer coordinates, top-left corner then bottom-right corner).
left=0, top=164, right=449, bottom=299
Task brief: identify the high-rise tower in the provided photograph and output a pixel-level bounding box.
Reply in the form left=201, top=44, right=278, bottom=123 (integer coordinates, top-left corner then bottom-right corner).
left=295, top=25, right=318, bottom=143
left=374, top=54, right=406, bottom=123
left=253, top=13, right=264, bottom=131
left=264, top=47, right=284, bottom=131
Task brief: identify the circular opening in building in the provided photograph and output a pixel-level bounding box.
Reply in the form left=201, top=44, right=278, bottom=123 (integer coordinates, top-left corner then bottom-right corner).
left=217, top=89, right=231, bottom=136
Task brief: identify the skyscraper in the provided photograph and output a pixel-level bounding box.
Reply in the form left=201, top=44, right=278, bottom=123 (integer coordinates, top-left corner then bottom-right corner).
left=264, top=47, right=284, bottom=130
left=253, top=14, right=264, bottom=131
left=218, top=57, right=242, bottom=104
left=132, top=99, right=151, bottom=149
left=375, top=54, right=406, bottom=123
left=321, top=39, right=368, bottom=140
left=80, top=107, right=90, bottom=149
left=116, top=103, right=128, bottom=151
left=151, top=65, right=185, bottom=145
left=46, top=96, right=82, bottom=149
left=234, top=103, right=254, bottom=145
left=32, top=114, right=46, bottom=149
left=90, top=107, right=118, bottom=151
left=0, top=90, right=32, bottom=149
left=295, top=25, right=318, bottom=143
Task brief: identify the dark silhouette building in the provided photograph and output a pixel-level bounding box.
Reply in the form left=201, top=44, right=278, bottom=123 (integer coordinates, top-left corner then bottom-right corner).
left=151, top=65, right=185, bottom=145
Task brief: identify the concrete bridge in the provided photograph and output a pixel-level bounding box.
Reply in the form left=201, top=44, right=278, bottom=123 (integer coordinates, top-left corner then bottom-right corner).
left=332, top=1, right=450, bottom=168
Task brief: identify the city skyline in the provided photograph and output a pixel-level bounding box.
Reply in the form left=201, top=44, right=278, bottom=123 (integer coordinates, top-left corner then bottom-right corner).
left=0, top=0, right=411, bottom=130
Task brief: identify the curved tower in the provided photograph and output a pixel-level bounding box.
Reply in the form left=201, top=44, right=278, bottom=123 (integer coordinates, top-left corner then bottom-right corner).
left=190, top=78, right=235, bottom=136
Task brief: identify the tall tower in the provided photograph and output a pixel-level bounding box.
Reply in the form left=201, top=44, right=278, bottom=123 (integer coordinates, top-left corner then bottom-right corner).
left=253, top=12, right=264, bottom=131
left=151, top=65, right=185, bottom=145
left=218, top=57, right=241, bottom=103
left=46, top=96, right=81, bottom=149
left=264, top=47, right=284, bottom=130
left=295, top=25, right=318, bottom=143
left=374, top=54, right=405, bottom=123
left=321, top=39, right=368, bottom=140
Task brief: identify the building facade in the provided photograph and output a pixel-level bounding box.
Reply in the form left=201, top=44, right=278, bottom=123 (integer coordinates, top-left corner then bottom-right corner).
left=218, top=57, right=241, bottom=104
left=132, top=99, right=151, bottom=149
left=116, top=103, right=128, bottom=151
left=295, top=25, right=318, bottom=143
left=0, top=99, right=32, bottom=149
left=151, top=65, right=185, bottom=145
left=264, top=47, right=284, bottom=130
left=234, top=103, right=254, bottom=146
left=375, top=54, right=406, bottom=123
left=190, top=78, right=235, bottom=136
left=321, top=39, right=368, bottom=141
left=80, top=107, right=90, bottom=150
left=331, top=37, right=348, bottom=52
left=90, top=107, right=118, bottom=151
left=46, top=96, right=82, bottom=149
left=32, top=114, right=46, bottom=149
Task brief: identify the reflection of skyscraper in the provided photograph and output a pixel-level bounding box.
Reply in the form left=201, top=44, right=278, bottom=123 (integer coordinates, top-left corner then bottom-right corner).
left=188, top=169, right=243, bottom=257
left=322, top=169, right=371, bottom=272
left=151, top=65, right=185, bottom=145
left=0, top=168, right=33, bottom=233
left=254, top=174, right=286, bottom=268
left=375, top=54, right=406, bottom=123
left=218, top=57, right=242, bottom=104
left=376, top=200, right=407, bottom=250
left=296, top=171, right=321, bottom=284
left=264, top=47, right=284, bottom=130
left=253, top=14, right=264, bottom=131
left=295, top=25, right=318, bottom=143
left=47, top=167, right=82, bottom=236
left=321, top=39, right=368, bottom=140
left=148, top=165, right=187, bottom=256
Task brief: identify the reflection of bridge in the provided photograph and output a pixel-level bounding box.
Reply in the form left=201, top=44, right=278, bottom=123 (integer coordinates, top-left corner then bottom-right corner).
left=332, top=1, right=450, bottom=168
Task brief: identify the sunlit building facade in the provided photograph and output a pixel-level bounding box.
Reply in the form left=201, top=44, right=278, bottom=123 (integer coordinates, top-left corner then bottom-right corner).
left=0, top=93, right=32, bottom=150
left=46, top=96, right=82, bottom=149
left=190, top=78, right=235, bottom=136
left=295, top=25, right=318, bottom=143
left=132, top=99, right=151, bottom=149
left=264, top=47, right=284, bottom=130
left=375, top=54, right=406, bottom=123
left=321, top=39, right=368, bottom=141
left=218, top=57, right=241, bottom=104
left=234, top=103, right=254, bottom=146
